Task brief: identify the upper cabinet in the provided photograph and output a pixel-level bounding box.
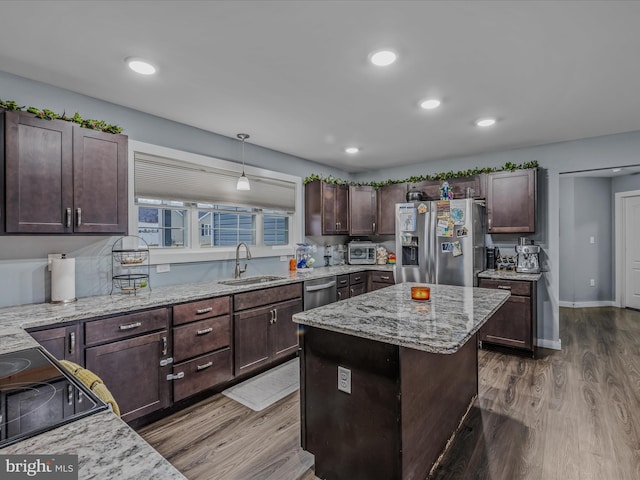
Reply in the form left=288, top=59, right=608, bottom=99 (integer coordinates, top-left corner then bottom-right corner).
left=376, top=183, right=407, bottom=235
left=305, top=180, right=349, bottom=235
left=486, top=169, right=536, bottom=233
left=349, top=185, right=376, bottom=236
left=3, top=111, right=127, bottom=234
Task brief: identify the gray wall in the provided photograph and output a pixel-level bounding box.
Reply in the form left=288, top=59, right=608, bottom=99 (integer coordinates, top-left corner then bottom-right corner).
left=0, top=70, right=350, bottom=308
left=612, top=173, right=640, bottom=194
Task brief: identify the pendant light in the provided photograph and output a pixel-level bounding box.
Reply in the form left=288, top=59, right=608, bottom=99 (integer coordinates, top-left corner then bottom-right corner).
left=236, top=133, right=251, bottom=191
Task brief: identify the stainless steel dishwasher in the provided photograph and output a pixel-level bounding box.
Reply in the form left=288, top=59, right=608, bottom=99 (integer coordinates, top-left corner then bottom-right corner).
left=303, top=276, right=337, bottom=310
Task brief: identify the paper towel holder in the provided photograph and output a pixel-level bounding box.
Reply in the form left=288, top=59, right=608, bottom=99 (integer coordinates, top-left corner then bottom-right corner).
left=51, top=254, right=77, bottom=304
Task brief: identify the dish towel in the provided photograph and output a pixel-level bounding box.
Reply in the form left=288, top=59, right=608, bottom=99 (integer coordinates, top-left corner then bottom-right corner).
left=59, top=360, right=121, bottom=417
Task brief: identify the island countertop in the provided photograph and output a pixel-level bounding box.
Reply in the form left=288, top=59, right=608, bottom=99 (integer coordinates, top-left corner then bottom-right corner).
left=293, top=282, right=510, bottom=354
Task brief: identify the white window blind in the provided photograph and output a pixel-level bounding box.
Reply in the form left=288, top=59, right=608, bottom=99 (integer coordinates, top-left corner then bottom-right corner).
left=135, top=152, right=296, bottom=211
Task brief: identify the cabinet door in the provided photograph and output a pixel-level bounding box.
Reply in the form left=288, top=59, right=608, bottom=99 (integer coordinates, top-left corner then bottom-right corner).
left=29, top=324, right=81, bottom=364
left=273, top=298, right=303, bottom=359
left=85, top=330, right=171, bottom=422
left=73, top=127, right=127, bottom=234
left=349, top=284, right=366, bottom=298
left=234, top=305, right=272, bottom=376
left=376, top=183, right=407, bottom=234
left=305, top=180, right=322, bottom=236
left=335, top=184, right=349, bottom=234
left=5, top=112, right=73, bottom=233
left=349, top=186, right=376, bottom=235
left=486, top=169, right=536, bottom=233
left=479, top=296, right=532, bottom=350
left=337, top=286, right=349, bottom=302
left=321, top=182, right=338, bottom=234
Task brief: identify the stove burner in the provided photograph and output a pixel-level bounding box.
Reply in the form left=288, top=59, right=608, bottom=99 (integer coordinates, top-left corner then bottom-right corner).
left=0, top=358, right=32, bottom=378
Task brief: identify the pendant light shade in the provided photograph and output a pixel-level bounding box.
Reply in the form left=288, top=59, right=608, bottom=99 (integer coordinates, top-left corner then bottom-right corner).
left=236, top=133, right=251, bottom=191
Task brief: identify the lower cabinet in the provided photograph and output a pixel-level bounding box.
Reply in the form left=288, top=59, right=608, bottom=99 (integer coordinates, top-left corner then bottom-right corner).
left=478, top=278, right=537, bottom=354
left=337, top=273, right=367, bottom=300
left=233, top=285, right=303, bottom=377
left=84, top=308, right=171, bottom=422
left=28, top=323, right=81, bottom=364
left=368, top=270, right=395, bottom=292
left=172, top=349, right=232, bottom=402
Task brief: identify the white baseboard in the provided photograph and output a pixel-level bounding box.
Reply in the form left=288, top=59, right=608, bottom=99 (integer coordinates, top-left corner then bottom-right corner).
left=537, top=338, right=562, bottom=350
left=558, top=301, right=615, bottom=308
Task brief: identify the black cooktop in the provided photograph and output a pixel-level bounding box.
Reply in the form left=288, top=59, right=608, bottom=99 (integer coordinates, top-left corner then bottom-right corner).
left=0, top=347, right=107, bottom=448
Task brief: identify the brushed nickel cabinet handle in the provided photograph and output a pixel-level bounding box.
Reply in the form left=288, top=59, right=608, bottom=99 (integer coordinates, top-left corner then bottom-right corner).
left=380, top=275, right=390, bottom=280
left=196, top=307, right=213, bottom=315
left=497, top=285, right=511, bottom=290
left=162, top=336, right=168, bottom=355
left=196, top=361, right=213, bottom=371
left=65, top=208, right=72, bottom=228
left=119, top=322, right=142, bottom=330
left=69, top=332, right=75, bottom=354
left=338, top=291, right=342, bottom=300
left=196, top=327, right=213, bottom=335
left=76, top=208, right=82, bottom=226
left=273, top=308, right=278, bottom=323
left=373, top=222, right=376, bottom=232
left=67, top=384, right=73, bottom=406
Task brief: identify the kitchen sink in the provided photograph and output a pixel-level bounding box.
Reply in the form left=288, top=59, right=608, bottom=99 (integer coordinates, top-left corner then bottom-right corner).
left=218, top=275, right=287, bottom=286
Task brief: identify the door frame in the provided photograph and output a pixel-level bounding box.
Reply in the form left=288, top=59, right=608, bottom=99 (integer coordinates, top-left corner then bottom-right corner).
left=614, top=189, right=640, bottom=307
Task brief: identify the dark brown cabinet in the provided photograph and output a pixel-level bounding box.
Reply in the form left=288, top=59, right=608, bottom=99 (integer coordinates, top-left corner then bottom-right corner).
left=28, top=324, right=81, bottom=364
left=349, top=185, right=376, bottom=235
left=337, top=273, right=366, bottom=300
left=368, top=270, right=395, bottom=292
left=3, top=111, right=127, bottom=234
left=305, top=180, right=348, bottom=235
left=233, top=284, right=303, bottom=376
left=376, top=183, right=407, bottom=234
left=478, top=278, right=536, bottom=354
left=84, top=308, right=171, bottom=422
left=171, top=296, right=233, bottom=402
left=486, top=169, right=536, bottom=233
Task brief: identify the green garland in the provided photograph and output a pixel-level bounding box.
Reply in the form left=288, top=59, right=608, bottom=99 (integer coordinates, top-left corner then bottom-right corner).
left=304, top=161, right=539, bottom=188
left=0, top=98, right=124, bottom=134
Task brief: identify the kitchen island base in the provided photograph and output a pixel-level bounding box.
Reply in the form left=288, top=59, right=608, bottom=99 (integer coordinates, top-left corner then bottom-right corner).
left=300, top=326, right=478, bottom=480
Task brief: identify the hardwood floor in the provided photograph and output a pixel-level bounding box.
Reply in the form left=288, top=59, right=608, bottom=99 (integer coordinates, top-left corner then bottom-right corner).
left=139, top=307, right=640, bottom=480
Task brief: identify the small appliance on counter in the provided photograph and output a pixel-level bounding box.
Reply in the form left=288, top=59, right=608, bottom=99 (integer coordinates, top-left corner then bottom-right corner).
left=516, top=238, right=540, bottom=273
left=347, top=241, right=377, bottom=265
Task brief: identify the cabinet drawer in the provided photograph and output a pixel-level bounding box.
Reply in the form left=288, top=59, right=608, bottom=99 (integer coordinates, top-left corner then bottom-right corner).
left=234, top=283, right=302, bottom=311
left=172, top=348, right=232, bottom=402
left=478, top=278, right=531, bottom=296
left=173, top=296, right=231, bottom=326
left=85, top=308, right=170, bottom=346
left=337, top=275, right=349, bottom=288
left=173, top=315, right=231, bottom=363
left=369, top=271, right=394, bottom=284
left=349, top=272, right=366, bottom=285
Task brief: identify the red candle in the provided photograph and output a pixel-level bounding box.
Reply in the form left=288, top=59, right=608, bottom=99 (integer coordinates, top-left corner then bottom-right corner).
left=411, top=286, right=431, bottom=301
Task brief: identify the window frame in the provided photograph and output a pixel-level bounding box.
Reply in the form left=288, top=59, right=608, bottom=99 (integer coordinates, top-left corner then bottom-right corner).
left=128, top=140, right=302, bottom=265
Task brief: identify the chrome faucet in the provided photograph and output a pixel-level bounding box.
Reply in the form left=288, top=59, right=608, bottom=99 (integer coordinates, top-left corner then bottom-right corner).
left=234, top=242, right=252, bottom=278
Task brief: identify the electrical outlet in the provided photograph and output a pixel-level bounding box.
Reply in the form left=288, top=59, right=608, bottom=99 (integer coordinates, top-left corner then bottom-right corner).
left=280, top=256, right=288, bottom=262
left=47, top=253, right=63, bottom=271
left=338, top=366, right=351, bottom=394
left=156, top=264, right=171, bottom=273
left=590, top=236, right=596, bottom=244
left=590, top=279, right=596, bottom=287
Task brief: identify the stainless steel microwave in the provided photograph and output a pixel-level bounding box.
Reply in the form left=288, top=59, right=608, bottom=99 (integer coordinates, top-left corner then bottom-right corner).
left=348, top=241, right=376, bottom=264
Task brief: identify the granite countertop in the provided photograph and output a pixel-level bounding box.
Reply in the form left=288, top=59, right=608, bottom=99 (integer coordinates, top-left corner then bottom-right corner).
left=0, top=411, right=187, bottom=480
left=478, top=269, right=542, bottom=281
left=293, top=282, right=510, bottom=354
left=0, top=264, right=392, bottom=475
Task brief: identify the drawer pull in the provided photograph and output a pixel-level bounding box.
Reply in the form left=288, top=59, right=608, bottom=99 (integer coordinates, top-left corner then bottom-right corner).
left=167, top=372, right=185, bottom=381
left=380, top=275, right=390, bottom=280
left=119, top=322, right=142, bottom=330
left=497, top=285, right=512, bottom=290
left=196, top=327, right=213, bottom=336
left=196, top=307, right=213, bottom=315
left=196, top=361, right=213, bottom=371
left=354, top=276, right=361, bottom=282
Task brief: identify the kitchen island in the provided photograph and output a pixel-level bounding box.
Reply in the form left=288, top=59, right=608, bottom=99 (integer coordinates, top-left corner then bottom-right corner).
left=293, top=282, right=510, bottom=480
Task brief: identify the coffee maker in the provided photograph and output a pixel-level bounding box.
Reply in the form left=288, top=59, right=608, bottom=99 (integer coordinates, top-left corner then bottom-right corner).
left=515, top=238, right=540, bottom=274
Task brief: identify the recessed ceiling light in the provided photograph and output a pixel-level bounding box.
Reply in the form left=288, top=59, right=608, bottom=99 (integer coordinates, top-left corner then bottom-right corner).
left=369, top=50, right=397, bottom=67
left=612, top=168, right=623, bottom=173
left=345, top=147, right=360, bottom=154
left=126, top=57, right=157, bottom=75
left=420, top=99, right=441, bottom=110
left=476, top=118, right=496, bottom=127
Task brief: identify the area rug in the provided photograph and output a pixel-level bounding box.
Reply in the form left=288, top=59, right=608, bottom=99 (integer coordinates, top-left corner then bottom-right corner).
left=222, top=358, right=299, bottom=411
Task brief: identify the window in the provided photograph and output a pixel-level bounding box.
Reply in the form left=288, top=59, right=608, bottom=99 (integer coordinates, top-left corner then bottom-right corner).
left=130, top=141, right=302, bottom=263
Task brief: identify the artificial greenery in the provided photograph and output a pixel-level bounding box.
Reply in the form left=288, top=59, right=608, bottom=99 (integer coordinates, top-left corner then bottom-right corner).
left=1, top=98, right=124, bottom=134
left=304, top=160, right=539, bottom=188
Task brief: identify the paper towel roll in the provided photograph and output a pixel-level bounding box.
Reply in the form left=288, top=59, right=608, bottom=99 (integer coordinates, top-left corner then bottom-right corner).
left=51, top=257, right=76, bottom=304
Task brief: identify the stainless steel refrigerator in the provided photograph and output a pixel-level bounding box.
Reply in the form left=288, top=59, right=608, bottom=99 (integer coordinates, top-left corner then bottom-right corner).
left=394, top=198, right=485, bottom=287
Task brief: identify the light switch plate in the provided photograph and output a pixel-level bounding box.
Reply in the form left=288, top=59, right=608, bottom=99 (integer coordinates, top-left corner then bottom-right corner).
left=280, top=256, right=288, bottom=262
left=338, top=366, right=351, bottom=394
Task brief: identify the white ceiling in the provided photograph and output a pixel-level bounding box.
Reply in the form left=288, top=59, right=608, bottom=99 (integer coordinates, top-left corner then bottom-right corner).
left=1, top=1, right=640, bottom=173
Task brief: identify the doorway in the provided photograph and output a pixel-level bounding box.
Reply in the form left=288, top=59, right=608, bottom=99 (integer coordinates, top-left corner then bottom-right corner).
left=615, top=189, right=640, bottom=309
